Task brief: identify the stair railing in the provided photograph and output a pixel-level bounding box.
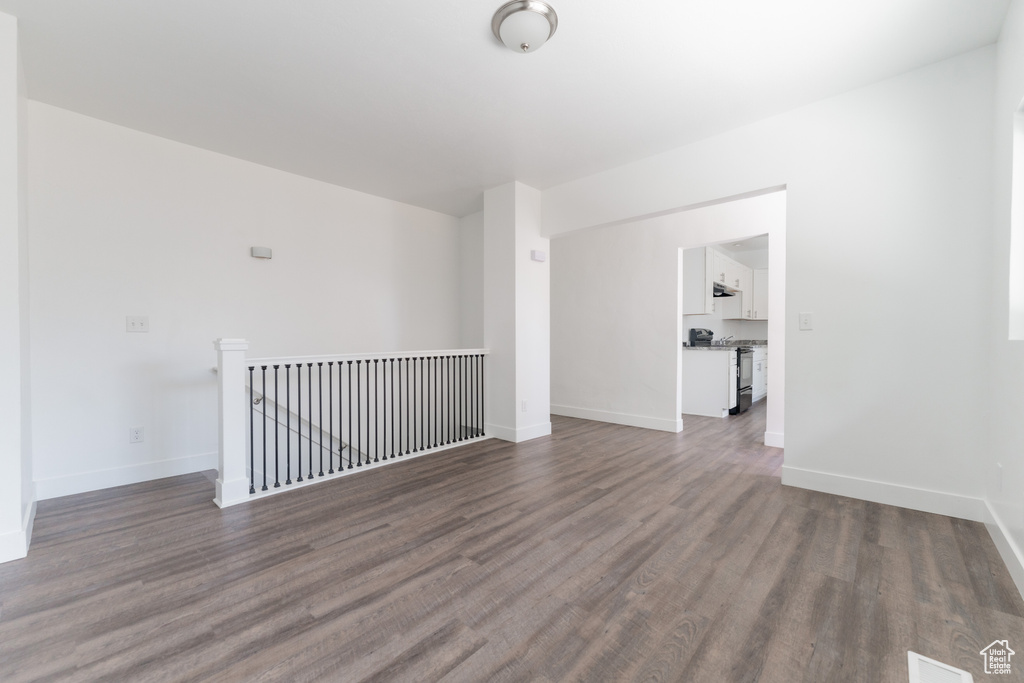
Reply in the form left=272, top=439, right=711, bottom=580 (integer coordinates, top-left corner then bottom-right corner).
left=214, top=339, right=488, bottom=507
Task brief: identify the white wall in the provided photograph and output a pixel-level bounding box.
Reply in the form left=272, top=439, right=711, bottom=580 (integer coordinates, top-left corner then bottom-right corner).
left=988, top=0, right=1024, bottom=595
left=551, top=192, right=785, bottom=434
left=546, top=47, right=995, bottom=521
left=28, top=102, right=463, bottom=500
left=0, top=10, right=32, bottom=563
left=459, top=210, right=483, bottom=347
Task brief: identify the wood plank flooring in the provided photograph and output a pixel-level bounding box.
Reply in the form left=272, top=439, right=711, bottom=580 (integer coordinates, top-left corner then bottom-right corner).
left=2, top=401, right=1022, bottom=682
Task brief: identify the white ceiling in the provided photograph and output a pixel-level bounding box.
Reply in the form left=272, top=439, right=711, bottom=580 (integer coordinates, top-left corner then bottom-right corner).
left=0, top=0, right=1010, bottom=217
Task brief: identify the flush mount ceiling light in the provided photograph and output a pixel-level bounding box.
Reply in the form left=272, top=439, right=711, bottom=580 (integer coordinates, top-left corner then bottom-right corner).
left=492, top=0, right=558, bottom=54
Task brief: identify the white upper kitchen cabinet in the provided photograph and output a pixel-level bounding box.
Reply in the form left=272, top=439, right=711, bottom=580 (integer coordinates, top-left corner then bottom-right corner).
left=683, top=247, right=718, bottom=316
left=712, top=249, right=729, bottom=286
left=752, top=268, right=769, bottom=321
left=738, top=267, right=754, bottom=318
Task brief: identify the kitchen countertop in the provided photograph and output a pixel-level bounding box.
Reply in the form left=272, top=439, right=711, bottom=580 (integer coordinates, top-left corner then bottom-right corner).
left=683, top=340, right=767, bottom=350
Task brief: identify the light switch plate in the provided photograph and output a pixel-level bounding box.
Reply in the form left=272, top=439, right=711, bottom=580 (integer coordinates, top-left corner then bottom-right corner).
left=126, top=316, right=150, bottom=333
left=799, top=312, right=814, bottom=331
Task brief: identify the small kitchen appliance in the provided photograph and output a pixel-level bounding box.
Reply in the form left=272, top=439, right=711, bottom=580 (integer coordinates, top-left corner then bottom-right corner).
left=689, top=328, right=714, bottom=347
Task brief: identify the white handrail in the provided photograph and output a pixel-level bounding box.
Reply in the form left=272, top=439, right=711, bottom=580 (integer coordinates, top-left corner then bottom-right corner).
left=246, top=348, right=489, bottom=366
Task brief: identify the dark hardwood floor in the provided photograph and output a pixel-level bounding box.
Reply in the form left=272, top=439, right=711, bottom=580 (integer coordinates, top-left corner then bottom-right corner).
left=2, top=401, right=1022, bottom=682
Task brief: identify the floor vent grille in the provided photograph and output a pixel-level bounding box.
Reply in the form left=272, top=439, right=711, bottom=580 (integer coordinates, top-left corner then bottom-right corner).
left=907, top=651, right=973, bottom=683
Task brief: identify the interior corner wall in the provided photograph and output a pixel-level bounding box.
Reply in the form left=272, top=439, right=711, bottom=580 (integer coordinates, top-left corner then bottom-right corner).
left=27, top=102, right=462, bottom=500
left=987, top=0, right=1024, bottom=595
left=459, top=210, right=484, bottom=348
left=550, top=192, right=785, bottom=434
left=545, top=46, right=995, bottom=522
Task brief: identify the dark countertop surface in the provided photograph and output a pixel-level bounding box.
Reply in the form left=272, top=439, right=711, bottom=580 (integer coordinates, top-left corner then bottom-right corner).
left=683, top=340, right=768, bottom=350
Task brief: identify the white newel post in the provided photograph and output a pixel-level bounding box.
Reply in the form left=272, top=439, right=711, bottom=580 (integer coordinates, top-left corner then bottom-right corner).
left=214, top=338, right=250, bottom=508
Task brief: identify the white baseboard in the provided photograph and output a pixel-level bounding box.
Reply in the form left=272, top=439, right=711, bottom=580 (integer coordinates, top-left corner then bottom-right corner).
left=0, top=499, right=36, bottom=564
left=984, top=500, right=1024, bottom=601
left=486, top=421, right=553, bottom=443
left=550, top=405, right=683, bottom=433
left=781, top=465, right=987, bottom=522
left=764, top=431, right=784, bottom=448
left=35, top=451, right=218, bottom=500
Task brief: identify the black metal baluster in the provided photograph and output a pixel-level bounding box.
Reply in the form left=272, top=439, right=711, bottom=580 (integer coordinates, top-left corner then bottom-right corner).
left=432, top=356, right=439, bottom=448
left=423, top=358, right=428, bottom=448
left=469, top=355, right=475, bottom=437
left=316, top=363, right=323, bottom=477
left=405, top=357, right=411, bottom=455
left=454, top=352, right=458, bottom=444
left=285, top=365, right=292, bottom=484
left=382, top=359, right=387, bottom=461
left=476, top=354, right=482, bottom=436
left=480, top=354, right=485, bottom=437
left=462, top=355, right=467, bottom=441
left=457, top=354, right=463, bottom=441
left=356, top=360, right=362, bottom=466
left=297, top=365, right=303, bottom=482
left=373, top=359, right=380, bottom=463
left=441, top=356, right=448, bottom=444
left=411, top=357, right=418, bottom=453
left=307, top=363, right=314, bottom=480
left=419, top=357, right=425, bottom=451
left=366, top=358, right=371, bottom=462
left=249, top=366, right=255, bottom=494
left=397, top=358, right=403, bottom=457
left=347, top=360, right=353, bottom=469
left=396, top=358, right=402, bottom=458
left=448, top=356, right=452, bottom=446
left=328, top=362, right=335, bottom=474
left=273, top=365, right=280, bottom=488
left=390, top=359, right=396, bottom=458
left=261, top=365, right=268, bottom=491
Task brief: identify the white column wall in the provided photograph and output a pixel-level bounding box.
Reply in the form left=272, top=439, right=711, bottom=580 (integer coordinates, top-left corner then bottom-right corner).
left=544, top=47, right=995, bottom=522
left=513, top=184, right=551, bottom=441
left=484, top=182, right=550, bottom=442
left=0, top=10, right=32, bottom=564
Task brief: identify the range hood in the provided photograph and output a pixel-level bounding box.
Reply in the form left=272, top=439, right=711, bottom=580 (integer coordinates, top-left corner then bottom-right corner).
left=713, top=282, right=738, bottom=297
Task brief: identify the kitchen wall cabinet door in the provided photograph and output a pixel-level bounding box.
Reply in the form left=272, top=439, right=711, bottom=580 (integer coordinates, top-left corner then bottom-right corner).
left=713, top=250, right=729, bottom=285
left=683, top=247, right=718, bottom=315
left=738, top=268, right=754, bottom=318
left=752, top=268, right=769, bottom=320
